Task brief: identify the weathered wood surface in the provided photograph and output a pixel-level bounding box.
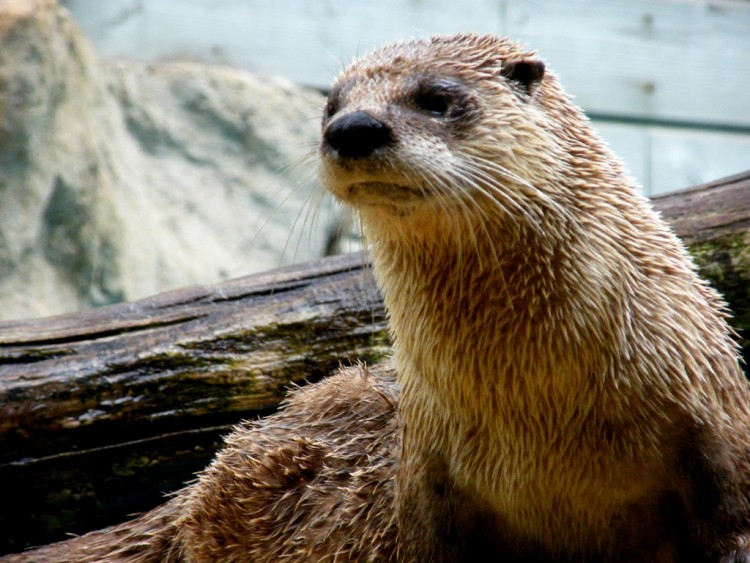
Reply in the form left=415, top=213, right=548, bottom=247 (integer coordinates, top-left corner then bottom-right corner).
left=0, top=254, right=389, bottom=553
left=1, top=171, right=749, bottom=553
left=0, top=254, right=388, bottom=462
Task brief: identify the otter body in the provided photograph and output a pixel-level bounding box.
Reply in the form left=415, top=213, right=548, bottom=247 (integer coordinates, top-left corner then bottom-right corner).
left=319, top=34, right=750, bottom=561
left=5, top=34, right=749, bottom=562
left=2, top=365, right=400, bottom=563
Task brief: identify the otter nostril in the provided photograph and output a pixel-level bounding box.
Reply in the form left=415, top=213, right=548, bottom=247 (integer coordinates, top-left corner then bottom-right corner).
left=323, top=111, right=393, bottom=158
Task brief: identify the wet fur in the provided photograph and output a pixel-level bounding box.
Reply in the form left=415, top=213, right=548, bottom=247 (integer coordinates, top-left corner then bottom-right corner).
left=4, top=34, right=750, bottom=562
left=320, top=34, right=750, bottom=561
left=2, top=364, right=400, bottom=562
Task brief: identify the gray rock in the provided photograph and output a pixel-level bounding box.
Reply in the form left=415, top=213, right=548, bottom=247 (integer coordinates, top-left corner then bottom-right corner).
left=0, top=0, right=336, bottom=321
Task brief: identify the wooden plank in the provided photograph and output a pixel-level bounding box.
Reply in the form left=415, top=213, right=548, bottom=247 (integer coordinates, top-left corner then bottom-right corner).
left=61, top=0, right=502, bottom=85
left=593, top=122, right=750, bottom=195
left=63, top=0, right=750, bottom=128
left=650, top=128, right=750, bottom=195
left=507, top=0, right=750, bottom=128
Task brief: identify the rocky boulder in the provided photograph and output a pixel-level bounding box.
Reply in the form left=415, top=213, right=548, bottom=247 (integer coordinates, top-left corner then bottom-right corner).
left=0, top=0, right=333, bottom=321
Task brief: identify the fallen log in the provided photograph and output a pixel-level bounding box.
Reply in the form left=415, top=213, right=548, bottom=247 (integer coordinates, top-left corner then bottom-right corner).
left=653, top=170, right=750, bottom=346
left=0, top=254, right=389, bottom=553
left=0, top=170, right=748, bottom=554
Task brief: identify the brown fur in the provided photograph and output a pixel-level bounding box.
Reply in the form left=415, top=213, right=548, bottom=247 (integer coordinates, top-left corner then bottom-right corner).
left=174, top=362, right=398, bottom=562
left=319, top=34, right=750, bottom=561
left=4, top=33, right=750, bottom=562
left=2, top=363, right=400, bottom=562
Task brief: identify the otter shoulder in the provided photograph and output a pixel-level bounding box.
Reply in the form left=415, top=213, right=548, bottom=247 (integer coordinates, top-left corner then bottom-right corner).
left=177, top=361, right=400, bottom=562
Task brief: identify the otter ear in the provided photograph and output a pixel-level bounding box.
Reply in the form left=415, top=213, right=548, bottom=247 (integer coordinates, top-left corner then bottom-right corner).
left=500, top=59, right=545, bottom=98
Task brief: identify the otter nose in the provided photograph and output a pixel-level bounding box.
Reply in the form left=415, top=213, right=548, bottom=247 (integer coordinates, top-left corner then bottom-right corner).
left=323, top=111, right=393, bottom=158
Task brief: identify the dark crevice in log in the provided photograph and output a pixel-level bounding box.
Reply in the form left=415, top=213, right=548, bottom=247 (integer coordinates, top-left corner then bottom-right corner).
left=1, top=423, right=239, bottom=468
left=0, top=349, right=73, bottom=364
left=0, top=317, right=204, bottom=349
left=1, top=425, right=232, bottom=555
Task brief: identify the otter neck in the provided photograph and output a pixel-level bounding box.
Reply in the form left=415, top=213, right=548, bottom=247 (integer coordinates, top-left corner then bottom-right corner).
left=365, top=206, right=615, bottom=428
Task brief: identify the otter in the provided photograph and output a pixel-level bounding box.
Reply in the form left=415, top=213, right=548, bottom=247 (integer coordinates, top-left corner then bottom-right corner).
left=3, top=33, right=749, bottom=562
left=317, top=33, right=750, bottom=561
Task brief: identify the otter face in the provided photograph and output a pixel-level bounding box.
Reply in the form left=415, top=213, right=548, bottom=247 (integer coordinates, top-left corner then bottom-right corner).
left=319, top=74, right=478, bottom=213
left=317, top=34, right=552, bottom=226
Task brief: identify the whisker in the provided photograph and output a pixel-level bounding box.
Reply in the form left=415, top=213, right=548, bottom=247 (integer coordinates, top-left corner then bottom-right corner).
left=453, top=177, right=503, bottom=264
left=469, top=156, right=577, bottom=225
left=455, top=161, right=531, bottom=227
left=245, top=152, right=319, bottom=265
left=276, top=174, right=325, bottom=271
left=443, top=166, right=518, bottom=309
left=412, top=165, right=470, bottom=305
left=292, top=183, right=330, bottom=264
left=419, top=166, right=474, bottom=300
left=273, top=144, right=319, bottom=178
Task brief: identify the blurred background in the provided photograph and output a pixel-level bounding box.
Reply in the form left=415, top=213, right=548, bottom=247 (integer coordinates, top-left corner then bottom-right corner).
left=1, top=0, right=748, bottom=319
left=63, top=0, right=750, bottom=194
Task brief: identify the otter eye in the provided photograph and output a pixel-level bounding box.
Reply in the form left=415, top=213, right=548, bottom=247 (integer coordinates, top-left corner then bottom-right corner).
left=413, top=79, right=466, bottom=118
left=324, top=97, right=339, bottom=120
left=414, top=87, right=453, bottom=117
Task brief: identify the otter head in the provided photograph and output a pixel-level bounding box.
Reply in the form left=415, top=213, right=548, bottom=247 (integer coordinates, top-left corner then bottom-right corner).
left=318, top=33, right=582, bottom=242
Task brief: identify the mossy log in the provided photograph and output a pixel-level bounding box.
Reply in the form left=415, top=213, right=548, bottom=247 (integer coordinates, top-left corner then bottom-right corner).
left=654, top=171, right=750, bottom=349
left=0, top=255, right=389, bottom=553
left=1, top=171, right=749, bottom=554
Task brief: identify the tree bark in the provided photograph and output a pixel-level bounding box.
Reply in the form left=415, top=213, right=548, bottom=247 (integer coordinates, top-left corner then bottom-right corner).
left=1, top=171, right=749, bottom=554
left=0, top=254, right=389, bottom=553
left=652, top=170, right=750, bottom=347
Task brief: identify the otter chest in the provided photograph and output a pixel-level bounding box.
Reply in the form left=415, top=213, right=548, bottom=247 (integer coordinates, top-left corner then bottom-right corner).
left=443, top=403, right=682, bottom=559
